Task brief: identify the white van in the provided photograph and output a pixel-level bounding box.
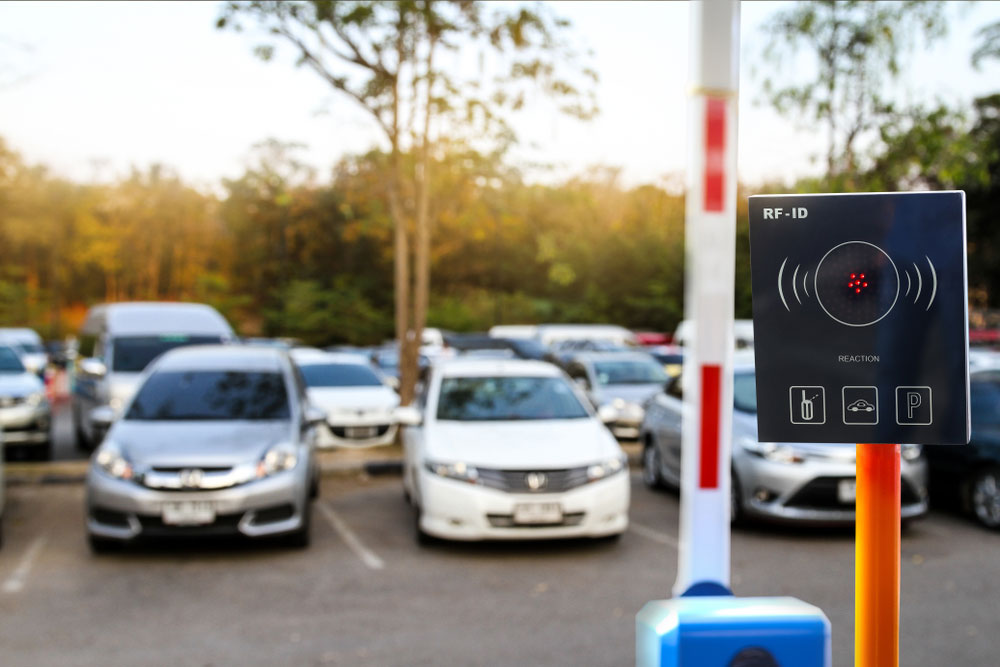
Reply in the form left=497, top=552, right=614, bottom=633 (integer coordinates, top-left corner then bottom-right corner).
left=536, top=324, right=637, bottom=348
left=71, top=302, right=235, bottom=449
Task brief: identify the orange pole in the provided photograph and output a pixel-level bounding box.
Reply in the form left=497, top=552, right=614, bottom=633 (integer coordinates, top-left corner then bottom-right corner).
left=855, top=443, right=900, bottom=667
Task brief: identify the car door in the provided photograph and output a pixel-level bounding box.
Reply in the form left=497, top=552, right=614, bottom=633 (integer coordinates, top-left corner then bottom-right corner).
left=402, top=380, right=429, bottom=503
left=655, top=375, right=684, bottom=484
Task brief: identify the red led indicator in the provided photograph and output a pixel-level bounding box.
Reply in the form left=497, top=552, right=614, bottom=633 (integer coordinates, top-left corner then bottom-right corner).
left=848, top=271, right=872, bottom=295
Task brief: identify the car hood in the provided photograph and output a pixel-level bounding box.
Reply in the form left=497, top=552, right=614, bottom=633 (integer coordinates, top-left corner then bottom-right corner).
left=308, top=387, right=399, bottom=413
left=0, top=372, right=44, bottom=397
left=424, top=418, right=620, bottom=469
left=108, top=420, right=292, bottom=467
left=594, top=383, right=664, bottom=406
left=732, top=410, right=857, bottom=462
left=20, top=353, right=48, bottom=372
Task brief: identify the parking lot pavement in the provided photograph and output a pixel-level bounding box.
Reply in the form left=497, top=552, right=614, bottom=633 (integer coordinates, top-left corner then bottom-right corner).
left=1, top=473, right=998, bottom=666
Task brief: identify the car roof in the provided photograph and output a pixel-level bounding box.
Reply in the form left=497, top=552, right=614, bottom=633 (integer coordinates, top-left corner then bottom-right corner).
left=82, top=302, right=234, bottom=337
left=152, top=345, right=286, bottom=373
left=571, top=350, right=657, bottom=363
left=0, top=328, right=43, bottom=343
left=437, top=358, right=563, bottom=378
left=290, top=348, right=371, bottom=365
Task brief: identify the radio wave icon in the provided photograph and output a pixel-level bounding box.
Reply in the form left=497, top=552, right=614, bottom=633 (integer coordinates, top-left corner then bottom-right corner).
left=777, top=257, right=814, bottom=312
left=902, top=256, right=938, bottom=311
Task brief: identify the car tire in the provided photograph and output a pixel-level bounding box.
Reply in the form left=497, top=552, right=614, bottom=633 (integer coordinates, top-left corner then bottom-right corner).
left=642, top=440, right=664, bottom=489
left=88, top=534, right=122, bottom=554
left=73, top=406, right=92, bottom=452
left=287, top=503, right=313, bottom=548
left=968, top=466, right=1000, bottom=529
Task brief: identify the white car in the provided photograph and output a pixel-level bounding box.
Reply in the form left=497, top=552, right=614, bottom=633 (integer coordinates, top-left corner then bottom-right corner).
left=291, top=349, right=399, bottom=448
left=0, top=328, right=48, bottom=376
left=0, top=345, right=51, bottom=459
left=399, top=358, right=630, bottom=542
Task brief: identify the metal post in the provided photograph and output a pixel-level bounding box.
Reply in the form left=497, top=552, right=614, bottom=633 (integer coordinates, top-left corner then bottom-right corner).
left=674, top=0, right=741, bottom=596
left=855, top=443, right=901, bottom=666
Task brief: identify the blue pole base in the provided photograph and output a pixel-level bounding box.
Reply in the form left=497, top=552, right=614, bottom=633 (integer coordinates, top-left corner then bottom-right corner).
left=636, top=596, right=831, bottom=667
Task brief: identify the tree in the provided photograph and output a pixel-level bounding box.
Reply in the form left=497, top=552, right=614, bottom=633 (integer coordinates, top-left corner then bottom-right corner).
left=757, top=0, right=948, bottom=181
left=218, top=0, right=596, bottom=403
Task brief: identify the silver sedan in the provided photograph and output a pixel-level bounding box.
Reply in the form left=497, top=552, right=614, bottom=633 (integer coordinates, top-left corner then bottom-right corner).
left=85, top=346, right=323, bottom=551
left=639, top=365, right=928, bottom=525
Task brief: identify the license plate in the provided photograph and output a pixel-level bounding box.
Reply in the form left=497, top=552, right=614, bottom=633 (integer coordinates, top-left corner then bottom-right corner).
left=345, top=426, right=377, bottom=439
left=838, top=479, right=857, bottom=504
left=513, top=503, right=563, bottom=525
left=162, top=501, right=216, bottom=526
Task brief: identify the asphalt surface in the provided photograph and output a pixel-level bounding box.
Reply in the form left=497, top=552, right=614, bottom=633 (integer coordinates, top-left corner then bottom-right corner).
left=1, top=466, right=998, bottom=666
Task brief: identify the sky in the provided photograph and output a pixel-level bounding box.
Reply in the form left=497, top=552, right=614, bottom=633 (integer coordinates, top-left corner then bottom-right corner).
left=1, top=1, right=998, bottom=190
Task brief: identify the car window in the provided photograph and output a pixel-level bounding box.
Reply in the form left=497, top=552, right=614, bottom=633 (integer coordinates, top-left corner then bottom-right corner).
left=593, top=360, right=668, bottom=385
left=0, top=346, right=26, bottom=373
left=971, top=373, right=1000, bottom=428
left=733, top=372, right=757, bottom=414
left=299, top=363, right=383, bottom=387
left=436, top=376, right=590, bottom=421
left=110, top=335, right=224, bottom=372
left=126, top=370, right=290, bottom=421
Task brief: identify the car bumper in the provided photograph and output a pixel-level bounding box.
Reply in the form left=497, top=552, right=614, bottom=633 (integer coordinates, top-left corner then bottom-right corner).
left=86, top=467, right=307, bottom=541
left=0, top=404, right=51, bottom=445
left=736, top=453, right=928, bottom=525
left=322, top=422, right=397, bottom=448
left=417, top=468, right=630, bottom=541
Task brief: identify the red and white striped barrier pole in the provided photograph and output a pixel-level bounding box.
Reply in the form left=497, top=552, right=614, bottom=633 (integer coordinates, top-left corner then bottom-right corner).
left=674, top=0, right=740, bottom=596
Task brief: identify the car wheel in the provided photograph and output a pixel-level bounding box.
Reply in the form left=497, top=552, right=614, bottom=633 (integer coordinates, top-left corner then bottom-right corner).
left=287, top=503, right=313, bottom=548
left=969, top=467, right=1000, bottom=529
left=642, top=440, right=664, bottom=489
left=74, top=406, right=92, bottom=451
left=88, top=534, right=122, bottom=554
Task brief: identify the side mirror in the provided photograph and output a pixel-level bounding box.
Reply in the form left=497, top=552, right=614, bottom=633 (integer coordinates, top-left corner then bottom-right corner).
left=80, top=357, right=107, bottom=378
left=394, top=405, right=423, bottom=427
left=597, top=404, right=618, bottom=424
left=90, top=405, right=117, bottom=429
left=304, top=405, right=327, bottom=427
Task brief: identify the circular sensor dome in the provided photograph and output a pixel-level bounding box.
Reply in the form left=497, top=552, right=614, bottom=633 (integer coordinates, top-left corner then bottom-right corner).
left=814, top=241, right=899, bottom=327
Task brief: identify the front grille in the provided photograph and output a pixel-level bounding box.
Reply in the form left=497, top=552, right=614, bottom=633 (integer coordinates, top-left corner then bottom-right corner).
left=0, top=396, right=26, bottom=408
left=486, top=512, right=586, bottom=528
left=477, top=467, right=591, bottom=494
left=785, top=476, right=923, bottom=510
left=150, top=466, right=231, bottom=473
left=136, top=512, right=243, bottom=537
left=330, top=424, right=391, bottom=439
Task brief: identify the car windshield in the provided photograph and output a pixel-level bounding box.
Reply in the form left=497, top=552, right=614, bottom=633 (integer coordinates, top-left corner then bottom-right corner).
left=299, top=363, right=383, bottom=388
left=593, top=360, right=667, bottom=385
left=0, top=347, right=26, bottom=373
left=734, top=372, right=757, bottom=414
left=436, top=376, right=590, bottom=421
left=125, top=370, right=290, bottom=421
left=16, top=342, right=45, bottom=354
left=111, top=335, right=224, bottom=372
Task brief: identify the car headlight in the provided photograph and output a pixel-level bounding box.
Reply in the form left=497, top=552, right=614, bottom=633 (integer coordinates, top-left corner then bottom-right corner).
left=608, top=399, right=643, bottom=420
left=94, top=441, right=134, bottom=480
left=257, top=442, right=298, bottom=478
left=587, top=454, right=628, bottom=482
left=425, top=460, right=480, bottom=484
left=901, top=444, right=922, bottom=462
left=26, top=391, right=47, bottom=406
left=740, top=436, right=806, bottom=464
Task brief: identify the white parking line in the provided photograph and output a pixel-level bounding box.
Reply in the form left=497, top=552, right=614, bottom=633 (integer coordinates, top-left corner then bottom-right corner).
left=2, top=535, right=47, bottom=594
left=318, top=503, right=385, bottom=571
left=629, top=522, right=679, bottom=548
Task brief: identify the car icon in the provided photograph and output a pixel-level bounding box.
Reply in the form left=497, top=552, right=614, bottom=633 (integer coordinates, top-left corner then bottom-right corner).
left=847, top=399, right=875, bottom=412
